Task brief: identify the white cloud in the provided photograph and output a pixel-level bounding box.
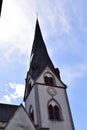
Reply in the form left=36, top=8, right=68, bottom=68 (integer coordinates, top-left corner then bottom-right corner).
left=0, top=0, right=36, bottom=65
left=8, top=82, right=25, bottom=99
left=0, top=0, right=72, bottom=66
left=0, top=82, right=25, bottom=104
left=0, top=0, right=31, bottom=41
left=0, top=95, right=11, bottom=104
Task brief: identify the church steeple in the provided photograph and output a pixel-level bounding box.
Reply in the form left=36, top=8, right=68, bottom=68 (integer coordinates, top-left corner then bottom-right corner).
left=28, top=19, right=60, bottom=80
left=24, top=19, right=75, bottom=130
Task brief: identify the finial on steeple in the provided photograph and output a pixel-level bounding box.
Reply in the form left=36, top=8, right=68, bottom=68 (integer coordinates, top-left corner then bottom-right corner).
left=36, top=12, right=38, bottom=19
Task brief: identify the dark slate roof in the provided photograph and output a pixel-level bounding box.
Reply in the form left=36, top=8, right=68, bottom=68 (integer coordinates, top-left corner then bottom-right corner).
left=28, top=19, right=60, bottom=80
left=0, top=103, right=19, bottom=122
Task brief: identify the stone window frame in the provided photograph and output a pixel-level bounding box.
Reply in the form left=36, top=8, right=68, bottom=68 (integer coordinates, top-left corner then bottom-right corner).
left=44, top=72, right=55, bottom=86
left=47, top=99, right=63, bottom=121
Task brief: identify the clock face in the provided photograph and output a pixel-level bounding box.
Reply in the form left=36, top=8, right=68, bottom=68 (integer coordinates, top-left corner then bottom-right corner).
left=47, top=87, right=57, bottom=96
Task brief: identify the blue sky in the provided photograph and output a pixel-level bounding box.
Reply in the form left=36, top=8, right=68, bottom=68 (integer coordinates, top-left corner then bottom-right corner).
left=0, top=0, right=87, bottom=129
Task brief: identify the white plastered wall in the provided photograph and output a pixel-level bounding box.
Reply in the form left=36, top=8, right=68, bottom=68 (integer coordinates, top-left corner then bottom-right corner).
left=25, top=87, right=37, bottom=125
left=35, top=67, right=74, bottom=130
left=5, top=105, right=36, bottom=130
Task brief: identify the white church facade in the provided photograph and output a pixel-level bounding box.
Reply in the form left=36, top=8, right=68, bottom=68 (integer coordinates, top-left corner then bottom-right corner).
left=0, top=19, right=75, bottom=130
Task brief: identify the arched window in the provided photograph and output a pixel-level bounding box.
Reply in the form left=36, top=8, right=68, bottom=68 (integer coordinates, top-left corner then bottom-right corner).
left=44, top=76, right=49, bottom=85
left=54, top=105, right=60, bottom=120
left=48, top=100, right=63, bottom=121
left=48, top=104, right=54, bottom=119
left=29, top=105, right=34, bottom=122
left=44, top=76, right=54, bottom=86
left=49, top=77, right=54, bottom=86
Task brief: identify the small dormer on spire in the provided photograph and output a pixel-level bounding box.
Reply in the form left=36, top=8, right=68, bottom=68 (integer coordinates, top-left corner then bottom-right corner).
left=28, top=19, right=60, bottom=80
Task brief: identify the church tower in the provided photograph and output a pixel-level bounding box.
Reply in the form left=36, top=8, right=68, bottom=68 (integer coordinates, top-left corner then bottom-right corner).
left=24, top=19, right=75, bottom=130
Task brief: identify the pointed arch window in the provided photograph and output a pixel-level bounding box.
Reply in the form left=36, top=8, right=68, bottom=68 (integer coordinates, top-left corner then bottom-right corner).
left=29, top=105, right=34, bottom=122
left=48, top=100, right=63, bottom=121
left=44, top=76, right=49, bottom=85
left=49, top=77, right=54, bottom=86
left=44, top=76, right=54, bottom=86
left=54, top=105, right=60, bottom=120
left=48, top=104, right=54, bottom=119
